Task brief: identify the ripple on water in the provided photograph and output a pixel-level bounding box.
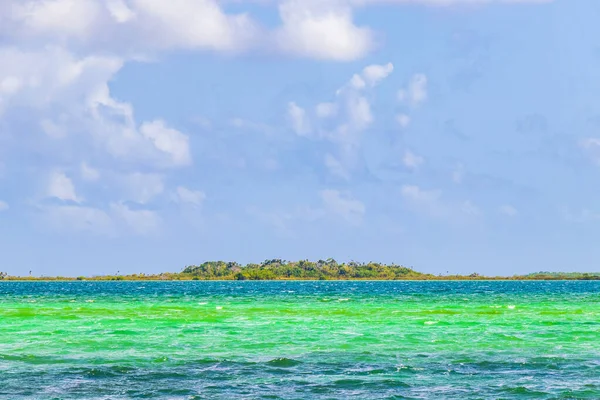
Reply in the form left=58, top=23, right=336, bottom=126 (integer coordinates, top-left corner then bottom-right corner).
left=0, top=281, right=599, bottom=399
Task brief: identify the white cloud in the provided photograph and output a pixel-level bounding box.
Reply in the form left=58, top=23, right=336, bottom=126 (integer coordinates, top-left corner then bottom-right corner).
left=0, top=201, right=9, bottom=212
left=289, top=62, right=392, bottom=149
left=40, top=118, right=67, bottom=139
left=41, top=204, right=115, bottom=236
left=110, top=202, right=161, bottom=235
left=461, top=200, right=481, bottom=216
left=129, top=0, right=259, bottom=52
left=499, top=204, right=518, bottom=217
left=351, top=0, right=552, bottom=4
left=0, top=0, right=554, bottom=62
left=105, top=0, right=136, bottom=23
left=398, top=73, right=428, bottom=107
left=0, top=47, right=192, bottom=170
left=275, top=0, right=373, bottom=61
left=8, top=0, right=101, bottom=39
left=296, top=62, right=394, bottom=178
left=80, top=162, right=100, bottom=181
left=401, top=185, right=444, bottom=217
left=316, top=102, right=338, bottom=118
left=229, top=117, right=274, bottom=135
left=401, top=184, right=481, bottom=220
left=346, top=96, right=373, bottom=131
left=349, top=74, right=366, bottom=90
left=120, top=172, right=164, bottom=204
left=0, top=47, right=123, bottom=111
left=339, top=62, right=395, bottom=94
left=175, top=186, right=206, bottom=207
left=1, top=76, right=23, bottom=95
left=320, top=189, right=365, bottom=224
left=324, top=153, right=350, bottom=180
left=579, top=138, right=600, bottom=164
left=1, top=0, right=259, bottom=54
left=397, top=113, right=410, bottom=128
left=191, top=115, right=212, bottom=129
left=362, top=62, right=394, bottom=86
left=47, top=171, right=80, bottom=202
left=287, top=102, right=311, bottom=135
left=403, top=150, right=424, bottom=170
left=39, top=201, right=161, bottom=236
left=248, top=204, right=325, bottom=234
left=139, top=120, right=191, bottom=167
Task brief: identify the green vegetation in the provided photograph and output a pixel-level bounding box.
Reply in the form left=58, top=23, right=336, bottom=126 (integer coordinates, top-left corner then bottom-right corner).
left=1, top=259, right=600, bottom=281
left=181, top=259, right=422, bottom=280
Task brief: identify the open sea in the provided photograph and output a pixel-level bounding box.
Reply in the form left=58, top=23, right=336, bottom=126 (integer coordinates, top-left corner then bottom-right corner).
left=1, top=281, right=599, bottom=399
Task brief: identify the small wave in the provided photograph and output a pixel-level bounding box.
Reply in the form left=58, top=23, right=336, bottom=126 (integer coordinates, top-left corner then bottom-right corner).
left=265, top=358, right=302, bottom=368
left=499, top=386, right=550, bottom=396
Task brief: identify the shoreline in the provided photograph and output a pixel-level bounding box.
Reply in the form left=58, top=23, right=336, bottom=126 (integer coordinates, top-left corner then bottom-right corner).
left=3, top=260, right=599, bottom=282
left=2, top=277, right=600, bottom=282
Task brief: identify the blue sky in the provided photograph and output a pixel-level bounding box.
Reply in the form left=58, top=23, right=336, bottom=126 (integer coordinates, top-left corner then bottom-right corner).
left=2, top=0, right=600, bottom=276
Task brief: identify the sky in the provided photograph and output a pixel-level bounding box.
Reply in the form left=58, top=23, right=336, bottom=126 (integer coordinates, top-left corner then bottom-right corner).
left=2, top=0, right=600, bottom=277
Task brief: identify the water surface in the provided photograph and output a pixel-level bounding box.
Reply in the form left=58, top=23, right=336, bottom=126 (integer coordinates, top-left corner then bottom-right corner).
left=1, top=281, right=599, bottom=399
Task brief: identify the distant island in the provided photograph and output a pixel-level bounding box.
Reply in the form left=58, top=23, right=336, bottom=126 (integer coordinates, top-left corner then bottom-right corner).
left=1, top=259, right=600, bottom=281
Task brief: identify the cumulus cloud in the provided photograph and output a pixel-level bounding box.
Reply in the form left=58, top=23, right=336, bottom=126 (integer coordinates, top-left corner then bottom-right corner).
left=0, top=47, right=123, bottom=111
left=275, top=0, right=374, bottom=61
left=461, top=200, right=481, bottom=216
left=39, top=201, right=161, bottom=236
left=362, top=62, right=394, bottom=86
left=316, top=102, right=338, bottom=118
left=320, top=189, right=365, bottom=224
left=289, top=62, right=394, bottom=179
left=47, top=171, right=81, bottom=202
left=324, top=153, right=350, bottom=180
left=0, top=0, right=553, bottom=61
left=139, top=120, right=191, bottom=167
left=403, top=150, right=424, bottom=170
left=398, top=73, right=428, bottom=107
left=287, top=102, right=311, bottom=135
left=2, top=0, right=550, bottom=238
left=175, top=186, right=206, bottom=207
left=80, top=162, right=100, bottom=181
left=40, top=204, right=116, bottom=236
left=0, top=46, right=192, bottom=170
left=110, top=202, right=161, bottom=235
left=349, top=0, right=552, bottom=5
left=397, top=113, right=411, bottom=128
left=105, top=0, right=136, bottom=23
left=401, top=185, right=444, bottom=217
left=401, top=184, right=480, bottom=220
left=1, top=0, right=259, bottom=54
left=40, top=118, right=68, bottom=139
left=120, top=172, right=164, bottom=204
left=579, top=138, right=600, bottom=164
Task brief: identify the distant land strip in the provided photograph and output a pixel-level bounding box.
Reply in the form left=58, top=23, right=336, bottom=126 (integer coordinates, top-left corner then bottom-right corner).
left=1, top=260, right=600, bottom=281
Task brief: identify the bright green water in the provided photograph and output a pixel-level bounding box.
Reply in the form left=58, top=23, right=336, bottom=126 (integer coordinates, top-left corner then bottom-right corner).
left=1, top=281, right=599, bottom=399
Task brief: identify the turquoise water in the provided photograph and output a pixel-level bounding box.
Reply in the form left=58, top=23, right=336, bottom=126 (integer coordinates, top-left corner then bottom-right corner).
left=1, top=281, right=599, bottom=399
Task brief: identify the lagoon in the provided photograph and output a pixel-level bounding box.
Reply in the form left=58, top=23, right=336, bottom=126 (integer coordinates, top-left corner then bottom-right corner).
left=1, top=281, right=599, bottom=399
